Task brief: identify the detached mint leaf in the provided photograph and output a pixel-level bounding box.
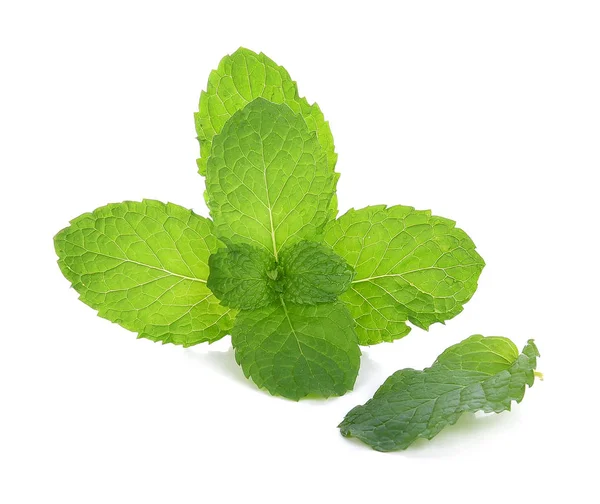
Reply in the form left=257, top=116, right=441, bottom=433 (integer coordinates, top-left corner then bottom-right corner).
left=232, top=300, right=361, bottom=400
left=195, top=47, right=337, bottom=180
left=324, top=205, right=485, bottom=345
left=54, top=200, right=234, bottom=346
left=281, top=240, right=354, bottom=304
left=207, top=243, right=279, bottom=310
left=339, top=335, right=539, bottom=451
left=206, top=98, right=337, bottom=260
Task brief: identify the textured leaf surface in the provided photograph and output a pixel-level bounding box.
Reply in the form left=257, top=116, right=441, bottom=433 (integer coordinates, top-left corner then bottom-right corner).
left=324, top=205, right=485, bottom=345
left=195, top=47, right=337, bottom=180
left=54, top=200, right=234, bottom=346
left=280, top=241, right=354, bottom=304
left=207, top=243, right=279, bottom=310
left=339, top=335, right=539, bottom=451
left=231, top=300, right=361, bottom=400
left=206, top=98, right=336, bottom=260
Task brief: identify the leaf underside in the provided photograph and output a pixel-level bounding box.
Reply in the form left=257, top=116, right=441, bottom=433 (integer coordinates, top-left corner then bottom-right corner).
left=339, top=335, right=539, bottom=451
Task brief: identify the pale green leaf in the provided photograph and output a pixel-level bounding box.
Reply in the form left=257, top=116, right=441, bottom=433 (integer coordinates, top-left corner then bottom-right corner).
left=207, top=243, right=279, bottom=310
left=339, top=335, right=539, bottom=451
left=231, top=300, right=361, bottom=400
left=195, top=47, right=337, bottom=183
left=54, top=200, right=234, bottom=346
left=280, top=240, right=354, bottom=304
left=324, top=205, right=485, bottom=345
left=206, top=98, right=337, bottom=260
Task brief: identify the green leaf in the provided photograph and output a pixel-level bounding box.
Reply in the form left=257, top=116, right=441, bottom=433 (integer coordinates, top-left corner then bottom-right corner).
left=54, top=200, right=234, bottom=346
left=206, top=98, right=337, bottom=260
left=280, top=240, right=354, bottom=304
left=339, top=335, right=539, bottom=451
left=324, top=205, right=485, bottom=345
left=195, top=47, right=337, bottom=181
left=231, top=300, right=361, bottom=400
left=207, top=243, right=280, bottom=310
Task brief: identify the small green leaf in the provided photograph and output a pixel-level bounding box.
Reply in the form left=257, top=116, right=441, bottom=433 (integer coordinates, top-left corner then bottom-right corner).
left=207, top=243, right=279, bottom=310
left=324, top=205, right=485, bottom=345
left=232, top=300, right=361, bottom=400
left=206, top=98, right=337, bottom=260
left=54, top=200, right=234, bottom=346
left=195, top=47, right=337, bottom=181
left=280, top=240, right=354, bottom=304
left=339, top=335, right=539, bottom=451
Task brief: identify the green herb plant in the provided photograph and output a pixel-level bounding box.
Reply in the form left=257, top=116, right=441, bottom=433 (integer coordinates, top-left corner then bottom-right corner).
left=55, top=48, right=486, bottom=401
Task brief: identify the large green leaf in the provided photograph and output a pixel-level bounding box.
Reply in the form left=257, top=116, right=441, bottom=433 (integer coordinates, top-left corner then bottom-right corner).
left=206, top=98, right=337, bottom=260
left=324, top=205, right=485, bottom=345
left=339, top=335, right=539, bottom=451
left=231, top=300, right=361, bottom=400
left=195, top=47, right=337, bottom=180
left=54, top=200, right=234, bottom=346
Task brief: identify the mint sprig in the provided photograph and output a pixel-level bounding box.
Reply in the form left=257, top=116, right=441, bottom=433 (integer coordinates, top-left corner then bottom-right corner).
left=54, top=48, right=485, bottom=400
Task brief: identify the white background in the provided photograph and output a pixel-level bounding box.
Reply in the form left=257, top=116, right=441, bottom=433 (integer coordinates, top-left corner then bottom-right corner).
left=1, top=1, right=598, bottom=502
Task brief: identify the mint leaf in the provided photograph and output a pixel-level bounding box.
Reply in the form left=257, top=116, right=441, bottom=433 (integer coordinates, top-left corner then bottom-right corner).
left=207, top=243, right=279, bottom=310
left=231, top=300, right=361, bottom=400
left=280, top=240, right=354, bottom=304
left=339, top=335, right=539, bottom=451
left=195, top=47, right=337, bottom=180
left=54, top=200, right=234, bottom=346
left=206, top=98, right=337, bottom=260
left=324, top=205, right=485, bottom=345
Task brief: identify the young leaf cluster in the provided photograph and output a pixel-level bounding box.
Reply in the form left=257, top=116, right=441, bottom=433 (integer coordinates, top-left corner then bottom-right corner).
left=54, top=48, right=485, bottom=401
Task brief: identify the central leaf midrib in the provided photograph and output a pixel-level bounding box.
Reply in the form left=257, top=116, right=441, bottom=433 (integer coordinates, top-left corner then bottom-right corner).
left=280, top=297, right=305, bottom=358
left=74, top=248, right=207, bottom=284
left=352, top=267, right=447, bottom=284
left=260, top=138, right=278, bottom=261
